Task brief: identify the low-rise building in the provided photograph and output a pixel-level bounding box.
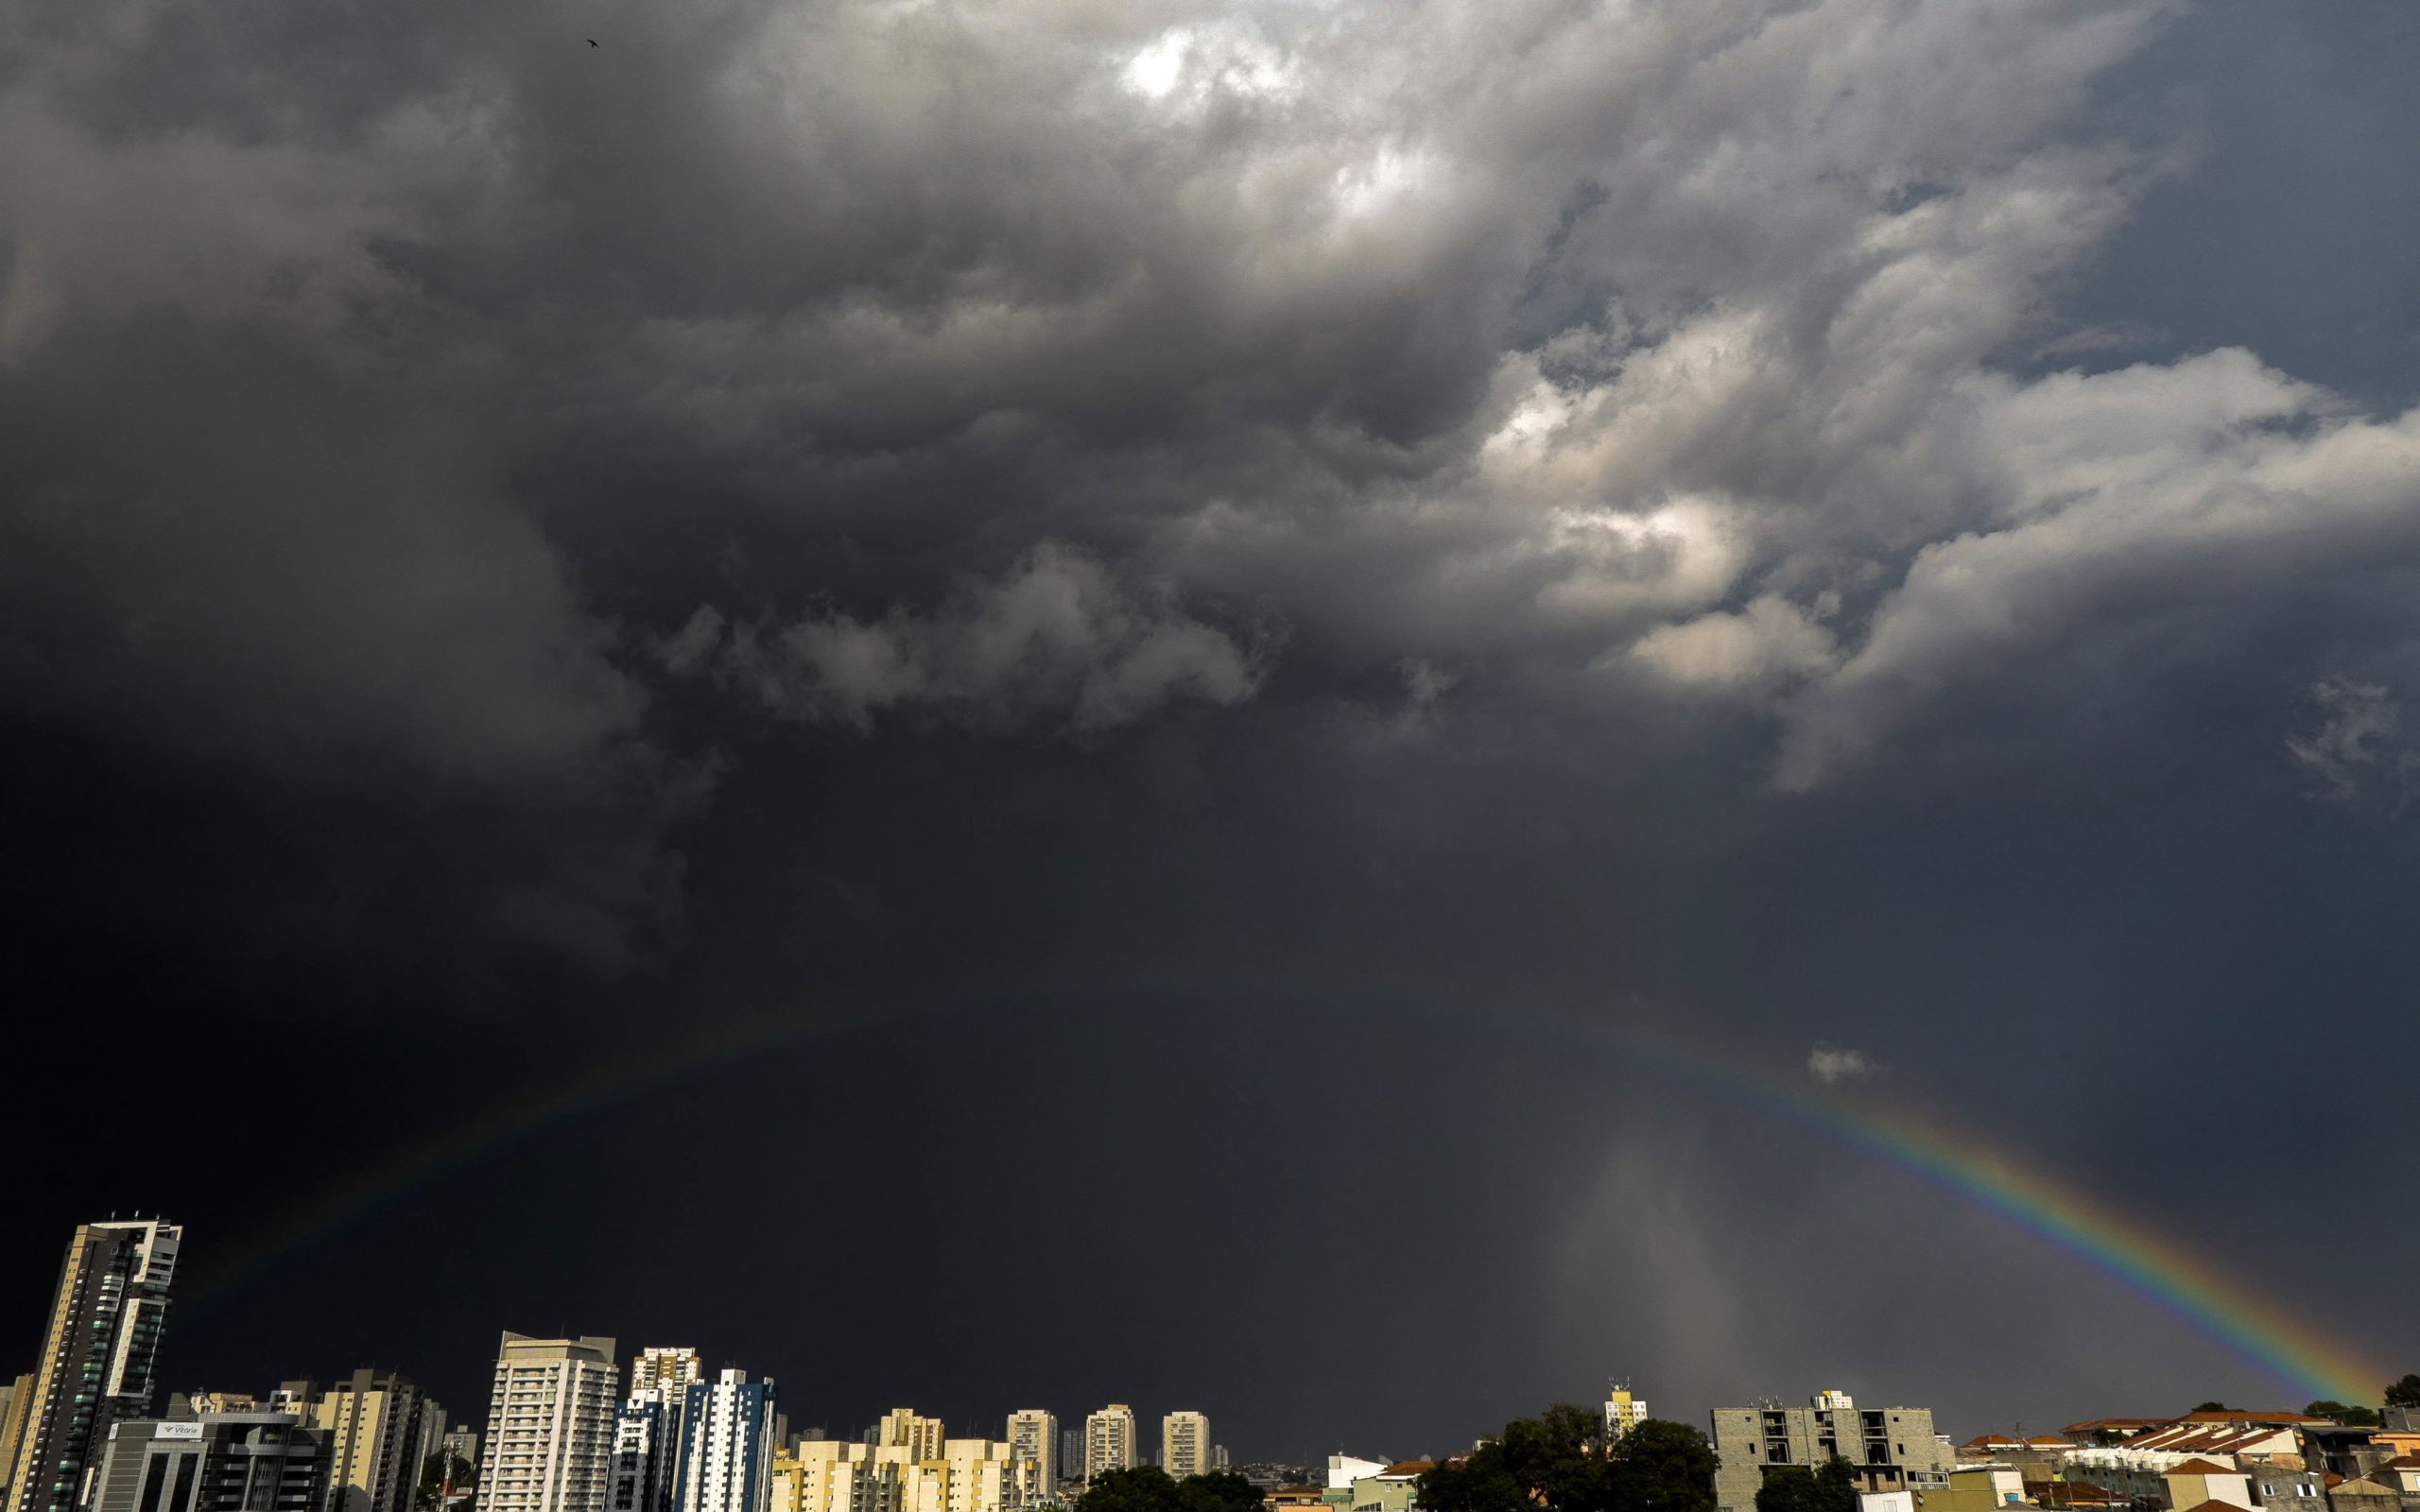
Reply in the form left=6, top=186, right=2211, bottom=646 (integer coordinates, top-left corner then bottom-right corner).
left=1348, top=1464, right=1432, bottom=1512
left=1708, top=1392, right=1955, bottom=1512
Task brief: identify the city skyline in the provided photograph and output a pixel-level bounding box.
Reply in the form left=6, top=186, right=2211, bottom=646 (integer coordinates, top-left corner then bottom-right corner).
left=8, top=0, right=2420, bottom=1475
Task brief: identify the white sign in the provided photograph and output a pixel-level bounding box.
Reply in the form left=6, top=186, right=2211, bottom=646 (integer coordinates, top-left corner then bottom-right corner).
left=156, top=1423, right=203, bottom=1440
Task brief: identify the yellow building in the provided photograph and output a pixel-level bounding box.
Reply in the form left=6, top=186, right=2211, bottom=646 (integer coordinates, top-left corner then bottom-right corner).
left=772, top=1431, right=1042, bottom=1512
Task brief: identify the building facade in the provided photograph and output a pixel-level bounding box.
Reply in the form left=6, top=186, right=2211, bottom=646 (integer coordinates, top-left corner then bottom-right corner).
left=90, top=1414, right=329, bottom=1512
left=610, top=1393, right=676, bottom=1512
left=1605, top=1387, right=1649, bottom=1442
left=1080, top=1415, right=1132, bottom=1485
left=0, top=1377, right=35, bottom=1511
left=1003, top=1418, right=1054, bottom=1500
left=5, top=1219, right=182, bottom=1512
left=771, top=1437, right=1039, bottom=1512
left=626, top=1361, right=700, bottom=1410
left=473, top=1337, right=618, bottom=1512
left=1158, top=1419, right=1209, bottom=1482
left=314, top=1371, right=443, bottom=1512
left=1709, top=1392, right=1954, bottom=1512
left=669, top=1374, right=775, bottom=1512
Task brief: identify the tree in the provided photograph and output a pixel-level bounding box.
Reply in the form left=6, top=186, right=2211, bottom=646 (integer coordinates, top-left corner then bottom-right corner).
left=2386, top=1377, right=2420, bottom=1411
left=1417, top=1406, right=1718, bottom=1512
left=1076, top=1469, right=1270, bottom=1512
left=1608, top=1420, right=1720, bottom=1512
left=2192, top=1403, right=2229, bottom=1414
left=418, top=1454, right=476, bottom=1512
left=1182, top=1473, right=1269, bottom=1512
left=1754, top=1460, right=1857, bottom=1512
left=2304, top=1402, right=2380, bottom=1429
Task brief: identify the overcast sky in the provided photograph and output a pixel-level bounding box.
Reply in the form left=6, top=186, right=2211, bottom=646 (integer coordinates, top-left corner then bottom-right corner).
left=5, top=0, right=2418, bottom=1462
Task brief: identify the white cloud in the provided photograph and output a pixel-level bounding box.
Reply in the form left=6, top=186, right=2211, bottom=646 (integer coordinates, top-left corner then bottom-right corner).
left=1807, top=1044, right=1875, bottom=1086
left=1626, top=594, right=1841, bottom=696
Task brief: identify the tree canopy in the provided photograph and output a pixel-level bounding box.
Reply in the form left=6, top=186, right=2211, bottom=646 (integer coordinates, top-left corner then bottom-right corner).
left=1076, top=1469, right=1264, bottom=1512
left=2304, top=1401, right=2381, bottom=1428
left=2192, top=1402, right=2229, bottom=1414
left=1417, top=1405, right=1719, bottom=1512
left=1753, top=1460, right=1858, bottom=1512
left=2386, top=1377, right=2420, bottom=1411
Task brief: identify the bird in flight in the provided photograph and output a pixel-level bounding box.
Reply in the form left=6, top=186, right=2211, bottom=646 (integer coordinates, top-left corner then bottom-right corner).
left=587, top=38, right=598, bottom=46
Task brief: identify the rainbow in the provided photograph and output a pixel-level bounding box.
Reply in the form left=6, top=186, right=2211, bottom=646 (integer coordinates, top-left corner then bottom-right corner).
left=182, top=982, right=2390, bottom=1405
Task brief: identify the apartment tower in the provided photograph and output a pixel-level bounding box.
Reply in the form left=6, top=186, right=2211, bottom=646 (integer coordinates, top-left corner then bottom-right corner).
left=1080, top=1411, right=1132, bottom=1484
left=473, top=1336, right=618, bottom=1512
left=316, top=1370, right=444, bottom=1512
left=1003, top=1416, right=1055, bottom=1499
left=89, top=1412, right=331, bottom=1512
left=4, top=1219, right=182, bottom=1512
left=669, top=1374, right=775, bottom=1512
left=1157, top=1418, right=1208, bottom=1482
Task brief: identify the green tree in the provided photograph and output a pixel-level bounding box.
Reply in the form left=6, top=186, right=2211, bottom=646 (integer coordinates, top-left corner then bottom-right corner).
left=1076, top=1469, right=1268, bottom=1512
left=1607, top=1420, right=1720, bottom=1512
left=2387, top=1377, right=2420, bottom=1411
left=1078, top=1468, right=1185, bottom=1512
left=1181, top=1473, right=1269, bottom=1512
left=2192, top=1403, right=2229, bottom=1415
left=418, top=1454, right=476, bottom=1512
left=1418, top=1406, right=1717, bottom=1512
left=2304, top=1402, right=2380, bottom=1429
left=1754, top=1460, right=1857, bottom=1512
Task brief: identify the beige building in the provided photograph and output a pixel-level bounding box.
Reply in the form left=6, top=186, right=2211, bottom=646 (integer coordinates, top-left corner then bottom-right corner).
left=769, top=1435, right=1040, bottom=1512
left=473, top=1336, right=619, bottom=1512
left=1005, top=1415, right=1057, bottom=1499
left=0, top=1378, right=35, bottom=1510
left=1160, top=1418, right=1210, bottom=1482
left=316, top=1370, right=445, bottom=1512
left=1082, top=1411, right=1133, bottom=1483
left=878, top=1414, right=947, bottom=1464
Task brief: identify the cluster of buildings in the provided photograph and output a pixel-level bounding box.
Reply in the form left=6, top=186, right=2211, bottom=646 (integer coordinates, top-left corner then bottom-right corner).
left=0, top=1222, right=1227, bottom=1512
left=6, top=1218, right=2417, bottom=1512
left=1703, top=1390, right=2420, bottom=1512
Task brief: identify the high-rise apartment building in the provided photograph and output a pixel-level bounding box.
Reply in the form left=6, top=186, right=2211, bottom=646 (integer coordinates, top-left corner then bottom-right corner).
left=1080, top=1413, right=1132, bottom=1484
left=90, top=1414, right=330, bottom=1512
left=668, top=1373, right=774, bottom=1512
left=1002, top=1417, right=1054, bottom=1499
left=315, top=1371, right=443, bottom=1512
left=1603, top=1384, right=1647, bottom=1442
left=1708, top=1391, right=1953, bottom=1512
left=441, top=1434, right=481, bottom=1475
left=5, top=1219, right=182, bottom=1512
left=626, top=1359, right=700, bottom=1407
left=1157, top=1418, right=1208, bottom=1482
left=472, top=1336, right=617, bottom=1512
left=609, top=1394, right=675, bottom=1512
left=1055, top=1437, right=1079, bottom=1493
left=872, top=1417, right=941, bottom=1465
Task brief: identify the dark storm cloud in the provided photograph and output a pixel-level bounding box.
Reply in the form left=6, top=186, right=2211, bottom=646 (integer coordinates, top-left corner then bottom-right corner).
left=7, top=0, right=2420, bottom=1448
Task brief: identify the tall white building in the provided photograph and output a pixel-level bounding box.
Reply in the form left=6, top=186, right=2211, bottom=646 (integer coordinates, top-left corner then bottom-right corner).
left=474, top=1335, right=618, bottom=1512
left=1081, top=1412, right=1132, bottom=1483
left=1003, top=1416, right=1055, bottom=1499
left=611, top=1391, right=677, bottom=1512
left=670, top=1372, right=775, bottom=1512
left=1158, top=1417, right=1209, bottom=1482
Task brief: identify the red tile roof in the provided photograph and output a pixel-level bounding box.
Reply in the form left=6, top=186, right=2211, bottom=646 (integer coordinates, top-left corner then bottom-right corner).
left=2166, top=1460, right=2240, bottom=1476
